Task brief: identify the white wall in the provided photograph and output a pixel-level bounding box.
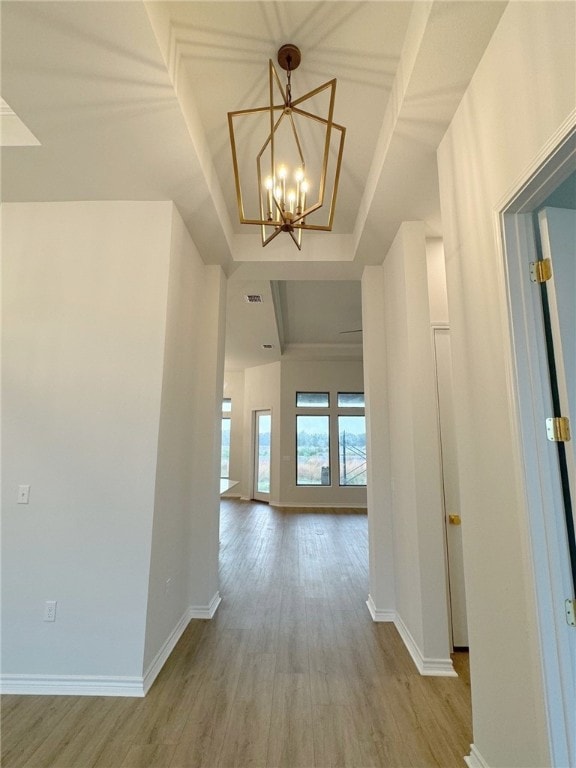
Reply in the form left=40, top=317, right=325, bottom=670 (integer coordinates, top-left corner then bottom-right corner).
left=383, top=222, right=452, bottom=669
left=143, top=207, right=225, bottom=672
left=426, top=238, right=449, bottom=327
left=437, top=2, right=576, bottom=765
left=2, top=201, right=225, bottom=693
left=278, top=360, right=367, bottom=507
left=222, top=370, right=246, bottom=495
left=362, top=266, right=395, bottom=617
left=1, top=202, right=171, bottom=681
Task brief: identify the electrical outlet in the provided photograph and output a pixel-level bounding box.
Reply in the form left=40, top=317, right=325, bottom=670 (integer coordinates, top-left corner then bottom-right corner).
left=44, top=600, right=57, bottom=622
left=165, top=578, right=172, bottom=596
left=18, top=485, right=30, bottom=504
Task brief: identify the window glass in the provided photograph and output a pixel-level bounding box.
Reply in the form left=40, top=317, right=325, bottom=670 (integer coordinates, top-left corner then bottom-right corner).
left=296, top=415, right=330, bottom=485
left=337, top=392, right=365, bottom=408
left=221, top=418, right=231, bottom=478
left=256, top=412, right=271, bottom=494
left=222, top=398, right=232, bottom=413
left=296, top=392, right=329, bottom=408
left=338, top=415, right=367, bottom=486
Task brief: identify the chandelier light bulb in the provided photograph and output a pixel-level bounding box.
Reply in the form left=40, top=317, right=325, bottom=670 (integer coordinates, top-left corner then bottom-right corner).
left=294, top=167, right=304, bottom=182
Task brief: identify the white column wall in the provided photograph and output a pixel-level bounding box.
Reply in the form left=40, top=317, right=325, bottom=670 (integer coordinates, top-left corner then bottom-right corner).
left=362, top=266, right=395, bottom=617
left=143, top=207, right=224, bottom=672
left=365, top=223, right=452, bottom=672
left=1, top=202, right=172, bottom=681
left=437, top=3, right=575, bottom=765
left=189, top=265, right=227, bottom=606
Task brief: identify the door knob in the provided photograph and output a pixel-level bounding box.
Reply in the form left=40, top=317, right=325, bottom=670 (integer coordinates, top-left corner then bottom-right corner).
left=448, top=514, right=461, bottom=526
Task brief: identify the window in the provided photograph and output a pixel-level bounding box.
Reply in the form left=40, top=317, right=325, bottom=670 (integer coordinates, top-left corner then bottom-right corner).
left=221, top=398, right=232, bottom=479
left=337, top=392, right=365, bottom=408
left=296, top=392, right=330, bottom=408
left=296, top=415, right=330, bottom=485
left=294, top=391, right=366, bottom=487
left=221, top=417, right=231, bottom=479
left=338, top=415, right=367, bottom=485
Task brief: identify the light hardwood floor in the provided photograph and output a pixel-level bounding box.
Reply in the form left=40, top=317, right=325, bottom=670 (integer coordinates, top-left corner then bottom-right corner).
left=1, top=500, right=472, bottom=767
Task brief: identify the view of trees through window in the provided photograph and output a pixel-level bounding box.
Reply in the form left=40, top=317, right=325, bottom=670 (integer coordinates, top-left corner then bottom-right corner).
left=221, top=417, right=230, bottom=479
left=296, top=415, right=330, bottom=485
left=338, top=415, right=367, bottom=485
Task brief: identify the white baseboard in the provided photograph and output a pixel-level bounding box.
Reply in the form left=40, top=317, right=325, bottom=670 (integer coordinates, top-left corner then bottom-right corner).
left=189, top=591, right=221, bottom=619
left=0, top=592, right=223, bottom=698
left=366, top=603, right=456, bottom=678
left=366, top=594, right=395, bottom=622
left=0, top=674, right=145, bottom=697
left=464, top=744, right=490, bottom=768
left=142, top=607, right=193, bottom=695
left=272, top=502, right=368, bottom=509
left=393, top=613, right=456, bottom=677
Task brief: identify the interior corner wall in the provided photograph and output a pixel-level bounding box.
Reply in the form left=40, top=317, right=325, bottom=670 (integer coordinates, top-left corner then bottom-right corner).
left=362, top=266, right=395, bottom=616
left=222, top=370, right=246, bottom=496
left=425, top=238, right=449, bottom=327
left=143, top=206, right=224, bottom=672
left=188, top=263, right=227, bottom=607
left=242, top=362, right=281, bottom=501
left=437, top=3, right=575, bottom=765
left=278, top=360, right=367, bottom=508
left=1, top=201, right=172, bottom=683
left=382, top=222, right=451, bottom=667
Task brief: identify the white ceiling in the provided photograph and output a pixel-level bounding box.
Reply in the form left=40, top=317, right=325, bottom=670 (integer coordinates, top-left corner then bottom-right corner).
left=1, top=0, right=507, bottom=370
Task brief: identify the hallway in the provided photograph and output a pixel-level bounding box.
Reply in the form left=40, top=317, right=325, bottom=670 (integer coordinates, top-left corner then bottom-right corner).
left=1, top=501, right=471, bottom=767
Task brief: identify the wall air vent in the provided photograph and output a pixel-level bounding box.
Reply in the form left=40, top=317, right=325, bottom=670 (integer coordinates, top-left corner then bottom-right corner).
left=244, top=294, right=263, bottom=303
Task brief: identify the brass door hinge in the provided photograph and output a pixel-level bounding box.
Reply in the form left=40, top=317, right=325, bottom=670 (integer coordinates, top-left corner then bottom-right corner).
left=566, top=599, right=576, bottom=627
left=529, top=258, right=552, bottom=283
left=546, top=416, right=571, bottom=442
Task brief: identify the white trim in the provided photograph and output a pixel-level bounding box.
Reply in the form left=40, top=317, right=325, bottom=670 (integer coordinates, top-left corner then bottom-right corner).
left=464, top=744, right=491, bottom=768
left=0, top=674, right=145, bottom=697
left=496, top=109, right=576, bottom=214
left=272, top=502, right=367, bottom=509
left=189, top=591, right=222, bottom=619
left=142, top=608, right=192, bottom=695
left=0, top=593, right=222, bottom=698
left=366, top=594, right=395, bottom=622
left=366, top=603, right=456, bottom=677
left=393, top=613, right=456, bottom=677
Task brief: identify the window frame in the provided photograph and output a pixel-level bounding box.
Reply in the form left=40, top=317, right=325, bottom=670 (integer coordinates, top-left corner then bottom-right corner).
left=295, top=413, right=332, bottom=487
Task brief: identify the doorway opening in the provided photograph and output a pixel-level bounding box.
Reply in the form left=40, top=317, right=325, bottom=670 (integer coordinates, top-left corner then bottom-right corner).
left=501, top=128, right=576, bottom=766
left=253, top=410, right=271, bottom=502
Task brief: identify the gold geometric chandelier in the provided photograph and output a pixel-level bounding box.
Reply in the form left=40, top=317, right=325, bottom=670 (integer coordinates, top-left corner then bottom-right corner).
left=228, top=44, right=346, bottom=250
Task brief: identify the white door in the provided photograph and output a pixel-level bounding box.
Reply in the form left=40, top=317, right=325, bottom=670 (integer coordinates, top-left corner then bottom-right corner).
left=253, top=410, right=271, bottom=502
left=434, top=328, right=469, bottom=648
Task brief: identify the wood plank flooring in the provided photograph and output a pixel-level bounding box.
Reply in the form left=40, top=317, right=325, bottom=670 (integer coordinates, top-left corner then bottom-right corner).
left=1, top=500, right=472, bottom=767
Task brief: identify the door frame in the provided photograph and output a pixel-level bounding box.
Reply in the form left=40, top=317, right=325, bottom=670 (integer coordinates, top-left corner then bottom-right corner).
left=499, top=124, right=576, bottom=767
left=432, top=325, right=469, bottom=650
left=253, top=409, right=271, bottom=502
